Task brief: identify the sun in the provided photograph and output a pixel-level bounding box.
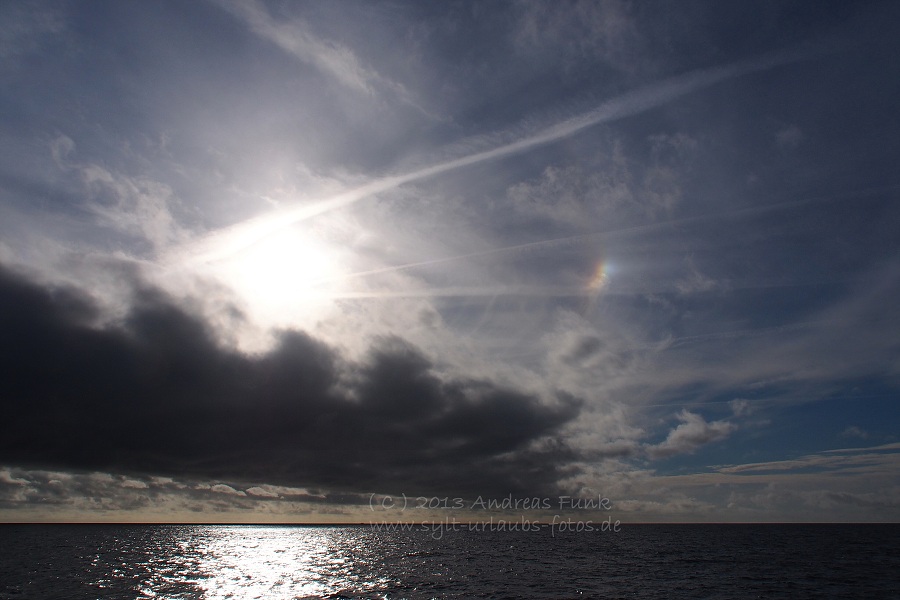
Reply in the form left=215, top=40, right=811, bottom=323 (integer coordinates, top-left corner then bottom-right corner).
left=211, top=224, right=340, bottom=330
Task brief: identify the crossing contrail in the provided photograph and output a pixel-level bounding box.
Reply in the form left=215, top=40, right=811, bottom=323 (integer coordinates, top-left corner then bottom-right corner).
left=167, top=46, right=815, bottom=268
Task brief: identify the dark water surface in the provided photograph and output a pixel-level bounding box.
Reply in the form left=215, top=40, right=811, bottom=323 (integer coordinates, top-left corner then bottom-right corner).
left=1, top=524, right=898, bottom=599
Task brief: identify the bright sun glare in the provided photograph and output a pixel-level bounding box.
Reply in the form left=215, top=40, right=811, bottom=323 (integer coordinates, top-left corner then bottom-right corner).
left=213, top=225, right=340, bottom=329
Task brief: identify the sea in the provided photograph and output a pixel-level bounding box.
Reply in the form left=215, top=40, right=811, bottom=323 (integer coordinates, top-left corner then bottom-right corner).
left=1, top=523, right=898, bottom=599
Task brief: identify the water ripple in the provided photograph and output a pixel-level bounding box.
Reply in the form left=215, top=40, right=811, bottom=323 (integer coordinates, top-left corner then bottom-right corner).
left=0, top=524, right=898, bottom=599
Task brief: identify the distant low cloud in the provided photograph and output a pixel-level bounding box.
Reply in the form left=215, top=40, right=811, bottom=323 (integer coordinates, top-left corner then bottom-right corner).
left=245, top=486, right=279, bottom=498
left=210, top=484, right=246, bottom=496
left=0, top=469, right=29, bottom=486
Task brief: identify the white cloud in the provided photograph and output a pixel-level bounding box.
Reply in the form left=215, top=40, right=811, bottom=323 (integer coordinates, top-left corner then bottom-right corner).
left=245, top=486, right=279, bottom=498
left=730, top=399, right=752, bottom=417
left=647, top=410, right=736, bottom=459
left=840, top=425, right=869, bottom=439
left=512, top=0, right=647, bottom=74
left=506, top=132, right=698, bottom=229
left=80, top=165, right=187, bottom=255
left=0, top=470, right=29, bottom=485
left=49, top=134, right=75, bottom=167
left=506, top=144, right=635, bottom=228
left=121, top=479, right=149, bottom=489
left=674, top=257, right=721, bottom=295
left=210, top=484, right=246, bottom=496
left=0, top=0, right=64, bottom=65
left=211, top=0, right=411, bottom=102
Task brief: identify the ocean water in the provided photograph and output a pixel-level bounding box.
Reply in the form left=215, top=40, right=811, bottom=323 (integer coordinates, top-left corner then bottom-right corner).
left=1, top=523, right=898, bottom=599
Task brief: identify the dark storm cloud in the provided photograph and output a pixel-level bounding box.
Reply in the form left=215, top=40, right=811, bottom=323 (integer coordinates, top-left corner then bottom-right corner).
left=0, top=263, right=580, bottom=497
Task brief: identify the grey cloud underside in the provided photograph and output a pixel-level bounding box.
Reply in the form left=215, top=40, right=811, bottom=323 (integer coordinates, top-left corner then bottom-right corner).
left=0, top=263, right=580, bottom=497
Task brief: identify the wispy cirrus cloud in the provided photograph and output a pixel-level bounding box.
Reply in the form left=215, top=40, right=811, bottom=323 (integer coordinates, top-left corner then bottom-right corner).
left=211, top=0, right=377, bottom=94
left=716, top=448, right=900, bottom=475
left=210, top=0, right=425, bottom=115
left=0, top=0, right=63, bottom=67
left=511, top=0, right=648, bottom=75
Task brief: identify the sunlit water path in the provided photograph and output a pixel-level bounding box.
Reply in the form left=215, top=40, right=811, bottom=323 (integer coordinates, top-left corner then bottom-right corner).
left=1, top=524, right=898, bottom=599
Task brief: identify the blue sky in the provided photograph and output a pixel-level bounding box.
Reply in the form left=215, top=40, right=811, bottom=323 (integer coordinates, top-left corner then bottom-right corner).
left=1, top=0, right=899, bottom=522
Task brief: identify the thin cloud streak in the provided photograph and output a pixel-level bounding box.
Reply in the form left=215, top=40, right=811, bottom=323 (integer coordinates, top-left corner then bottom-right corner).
left=168, top=47, right=814, bottom=269
left=312, top=280, right=844, bottom=301
left=211, top=0, right=380, bottom=95
left=321, top=285, right=598, bottom=300
left=320, top=184, right=895, bottom=286
left=209, top=0, right=435, bottom=120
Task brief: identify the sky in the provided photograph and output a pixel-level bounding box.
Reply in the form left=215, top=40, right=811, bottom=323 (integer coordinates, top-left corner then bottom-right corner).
left=1, top=0, right=899, bottom=523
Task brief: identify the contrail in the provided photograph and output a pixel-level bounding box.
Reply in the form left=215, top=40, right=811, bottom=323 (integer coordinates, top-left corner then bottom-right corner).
left=317, top=183, right=897, bottom=286
left=168, top=46, right=815, bottom=267
left=320, top=285, right=596, bottom=300
left=308, top=278, right=846, bottom=302
left=664, top=319, right=830, bottom=348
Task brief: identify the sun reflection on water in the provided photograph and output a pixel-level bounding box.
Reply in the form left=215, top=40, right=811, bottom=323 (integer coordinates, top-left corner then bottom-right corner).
left=83, top=525, right=416, bottom=599
left=192, top=526, right=338, bottom=598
